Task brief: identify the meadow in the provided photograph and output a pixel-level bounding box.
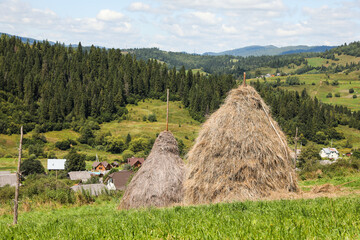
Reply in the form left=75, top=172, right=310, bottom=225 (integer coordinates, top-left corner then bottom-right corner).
left=0, top=195, right=359, bottom=239
left=0, top=99, right=200, bottom=171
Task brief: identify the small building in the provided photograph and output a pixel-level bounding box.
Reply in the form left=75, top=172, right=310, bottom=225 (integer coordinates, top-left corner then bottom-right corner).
left=127, top=157, right=145, bottom=168
left=106, top=170, right=133, bottom=191
left=70, top=184, right=106, bottom=196
left=47, top=159, right=66, bottom=171
left=68, top=171, right=92, bottom=182
left=92, top=161, right=112, bottom=172
left=111, top=161, right=119, bottom=168
left=0, top=173, right=17, bottom=187
left=319, top=148, right=339, bottom=160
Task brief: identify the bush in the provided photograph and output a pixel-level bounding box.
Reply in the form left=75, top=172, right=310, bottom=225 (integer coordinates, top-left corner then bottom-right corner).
left=353, top=95, right=357, bottom=99
left=326, top=93, right=332, bottom=98
left=20, top=158, right=45, bottom=176
left=335, top=93, right=340, bottom=97
left=331, top=80, right=339, bottom=86
left=55, top=140, right=72, bottom=150
left=105, top=136, right=126, bottom=154
left=0, top=185, right=15, bottom=203
left=122, top=150, right=135, bottom=163
left=349, top=88, right=354, bottom=93
left=65, top=150, right=86, bottom=172
left=147, top=113, right=157, bottom=122
left=142, top=115, right=147, bottom=121
left=297, top=143, right=321, bottom=168
left=28, top=144, right=46, bottom=158
left=129, top=138, right=150, bottom=153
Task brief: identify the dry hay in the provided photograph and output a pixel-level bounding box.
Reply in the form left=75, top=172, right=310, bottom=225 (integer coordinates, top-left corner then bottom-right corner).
left=183, top=85, right=299, bottom=205
left=311, top=184, right=340, bottom=194
left=119, top=131, right=185, bottom=209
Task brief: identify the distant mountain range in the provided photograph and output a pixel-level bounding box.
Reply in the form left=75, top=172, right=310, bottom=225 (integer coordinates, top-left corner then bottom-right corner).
left=203, top=45, right=336, bottom=57
left=1, top=32, right=336, bottom=57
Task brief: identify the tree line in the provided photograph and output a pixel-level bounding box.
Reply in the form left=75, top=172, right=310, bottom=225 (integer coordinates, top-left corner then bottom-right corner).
left=0, top=35, right=235, bottom=134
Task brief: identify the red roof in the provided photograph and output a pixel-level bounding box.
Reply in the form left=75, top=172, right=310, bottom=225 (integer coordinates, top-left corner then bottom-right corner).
left=127, top=157, right=145, bottom=166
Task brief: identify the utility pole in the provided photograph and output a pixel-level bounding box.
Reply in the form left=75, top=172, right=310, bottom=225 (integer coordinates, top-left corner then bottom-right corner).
left=293, top=127, right=299, bottom=167
left=13, top=126, right=23, bottom=225
left=243, top=72, right=246, bottom=86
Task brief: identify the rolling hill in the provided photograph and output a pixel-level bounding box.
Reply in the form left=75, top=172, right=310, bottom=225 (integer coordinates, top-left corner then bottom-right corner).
left=203, top=45, right=335, bottom=57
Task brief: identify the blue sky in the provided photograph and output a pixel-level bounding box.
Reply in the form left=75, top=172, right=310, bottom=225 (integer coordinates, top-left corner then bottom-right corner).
left=0, top=0, right=359, bottom=53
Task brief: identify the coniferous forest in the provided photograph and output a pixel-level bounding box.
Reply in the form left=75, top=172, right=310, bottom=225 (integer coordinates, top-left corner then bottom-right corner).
left=1, top=34, right=360, bottom=145
left=0, top=35, right=235, bottom=134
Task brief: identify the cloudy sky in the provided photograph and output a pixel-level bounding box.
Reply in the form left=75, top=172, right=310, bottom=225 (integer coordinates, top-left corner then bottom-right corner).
left=0, top=0, right=359, bottom=53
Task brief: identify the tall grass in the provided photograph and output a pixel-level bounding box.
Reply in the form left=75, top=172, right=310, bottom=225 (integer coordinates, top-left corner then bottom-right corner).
left=0, top=196, right=359, bottom=239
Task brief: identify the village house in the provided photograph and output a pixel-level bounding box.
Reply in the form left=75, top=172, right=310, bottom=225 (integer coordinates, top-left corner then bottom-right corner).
left=319, top=148, right=339, bottom=160
left=127, top=157, right=145, bottom=168
left=68, top=171, right=92, bottom=182
left=92, top=161, right=112, bottom=172
left=106, top=170, right=133, bottom=191
left=111, top=161, right=119, bottom=168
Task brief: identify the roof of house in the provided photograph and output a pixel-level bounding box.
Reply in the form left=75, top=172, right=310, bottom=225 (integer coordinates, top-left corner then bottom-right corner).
left=70, top=184, right=106, bottom=196
left=111, top=161, right=119, bottom=166
left=68, top=171, right=92, bottom=181
left=92, top=161, right=100, bottom=168
left=0, top=174, right=17, bottom=187
left=108, top=171, right=133, bottom=190
left=102, top=161, right=110, bottom=168
left=47, top=159, right=66, bottom=170
left=321, top=148, right=331, bottom=154
left=329, top=148, right=339, bottom=153
left=127, top=157, right=145, bottom=166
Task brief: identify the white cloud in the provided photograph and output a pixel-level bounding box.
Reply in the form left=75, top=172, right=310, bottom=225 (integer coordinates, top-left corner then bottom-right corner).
left=96, top=9, right=124, bottom=21
left=191, top=11, right=220, bottom=25
left=222, top=24, right=237, bottom=34
left=128, top=2, right=151, bottom=12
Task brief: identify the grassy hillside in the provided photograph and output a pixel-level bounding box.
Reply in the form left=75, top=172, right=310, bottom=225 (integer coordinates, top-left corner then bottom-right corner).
left=0, top=99, right=200, bottom=171
left=1, top=196, right=359, bottom=239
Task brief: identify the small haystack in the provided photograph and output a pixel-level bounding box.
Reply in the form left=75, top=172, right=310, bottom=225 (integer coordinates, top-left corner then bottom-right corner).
left=119, top=131, right=185, bottom=209
left=184, top=84, right=298, bottom=205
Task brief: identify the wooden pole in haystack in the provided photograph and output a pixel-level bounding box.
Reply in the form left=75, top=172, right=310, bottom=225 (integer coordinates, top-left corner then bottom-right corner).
left=243, top=72, right=246, bottom=86
left=294, top=127, right=299, bottom=167
left=166, top=89, right=169, bottom=131
left=13, top=125, right=23, bottom=225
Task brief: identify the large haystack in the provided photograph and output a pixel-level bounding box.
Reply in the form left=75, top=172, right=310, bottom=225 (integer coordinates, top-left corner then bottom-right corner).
left=119, top=131, right=185, bottom=209
left=184, top=85, right=298, bottom=205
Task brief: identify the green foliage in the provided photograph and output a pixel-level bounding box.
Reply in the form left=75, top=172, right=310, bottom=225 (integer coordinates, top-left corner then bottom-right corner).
left=125, top=133, right=132, bottom=146
left=349, top=88, right=354, bottom=93
left=331, top=80, right=339, bottom=86
left=105, top=136, right=126, bottom=154
left=285, top=76, right=300, bottom=85
left=297, top=143, right=321, bottom=168
left=147, top=113, right=157, bottom=122
left=353, top=95, right=357, bottom=99
left=326, top=92, right=332, bottom=98
left=0, top=185, right=14, bottom=203
left=335, top=93, right=340, bottom=97
left=55, top=139, right=72, bottom=150
left=64, top=150, right=86, bottom=172
left=129, top=138, right=151, bottom=153
left=28, top=144, right=46, bottom=158
left=84, top=176, right=100, bottom=184
left=20, top=158, right=45, bottom=176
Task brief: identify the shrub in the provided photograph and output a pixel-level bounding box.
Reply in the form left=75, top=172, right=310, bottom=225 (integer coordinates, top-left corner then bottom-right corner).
left=65, top=150, right=86, bottom=172
left=335, top=93, right=340, bottom=97
left=147, top=113, right=157, bottom=122
left=326, top=93, right=332, bottom=98
left=129, top=138, right=150, bottom=153
left=55, top=140, right=72, bottom=150
left=331, top=80, right=339, bottom=86
left=105, top=136, right=126, bottom=154
left=349, top=88, right=354, bottom=93
left=142, top=115, right=147, bottom=121
left=122, top=150, right=135, bottom=163
left=20, top=158, right=45, bottom=176
left=353, top=95, right=357, bottom=99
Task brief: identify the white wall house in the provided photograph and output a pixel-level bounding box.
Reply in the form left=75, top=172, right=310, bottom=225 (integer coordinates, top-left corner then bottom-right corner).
left=319, top=148, right=339, bottom=160
left=47, top=159, right=66, bottom=170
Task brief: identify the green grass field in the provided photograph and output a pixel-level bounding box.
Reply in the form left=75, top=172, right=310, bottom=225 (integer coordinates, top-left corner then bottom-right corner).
left=0, top=196, right=359, bottom=239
